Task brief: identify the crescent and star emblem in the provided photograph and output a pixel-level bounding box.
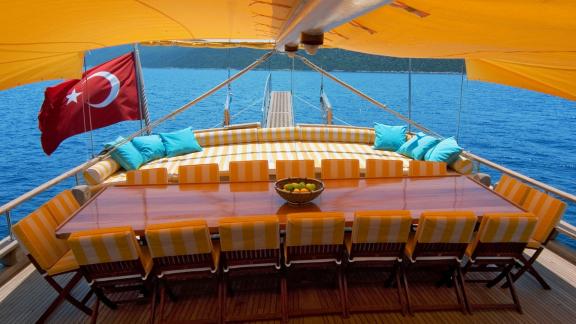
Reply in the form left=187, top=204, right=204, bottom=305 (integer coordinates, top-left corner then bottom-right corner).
left=65, top=71, right=120, bottom=108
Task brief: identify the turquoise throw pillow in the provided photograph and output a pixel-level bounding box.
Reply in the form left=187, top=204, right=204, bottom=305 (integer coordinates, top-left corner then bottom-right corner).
left=132, top=135, right=166, bottom=163
left=105, top=136, right=144, bottom=171
left=425, top=137, right=462, bottom=164
left=373, top=123, right=407, bottom=151
left=396, top=132, right=440, bottom=160
left=159, top=127, right=203, bottom=158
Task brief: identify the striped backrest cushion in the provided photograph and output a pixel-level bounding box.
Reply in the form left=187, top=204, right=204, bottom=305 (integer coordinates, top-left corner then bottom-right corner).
left=12, top=206, right=69, bottom=270
left=194, top=128, right=259, bottom=147
left=145, top=220, right=213, bottom=258
left=179, top=163, right=220, bottom=184
left=416, top=211, right=477, bottom=243
left=83, top=158, right=120, bottom=185
left=365, top=159, right=404, bottom=178
left=68, top=227, right=141, bottom=266
left=276, top=160, right=315, bottom=179
left=229, top=160, right=269, bottom=182
left=321, top=159, right=360, bottom=179
left=476, top=213, right=537, bottom=243
left=286, top=212, right=345, bottom=246
left=299, top=127, right=375, bottom=144
left=408, top=161, right=447, bottom=177
left=219, top=216, right=280, bottom=252
left=258, top=127, right=299, bottom=142
left=45, top=190, right=80, bottom=225
left=352, top=210, right=412, bottom=243
left=449, top=155, right=473, bottom=175
left=521, top=190, right=567, bottom=243
left=125, top=167, right=168, bottom=185
left=495, top=174, right=531, bottom=205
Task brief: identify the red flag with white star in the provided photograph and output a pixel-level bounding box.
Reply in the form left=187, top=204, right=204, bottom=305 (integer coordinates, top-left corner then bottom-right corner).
left=38, top=52, right=141, bottom=155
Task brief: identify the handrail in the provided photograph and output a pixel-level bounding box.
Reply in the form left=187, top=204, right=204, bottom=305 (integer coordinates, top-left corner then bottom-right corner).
left=320, top=90, right=333, bottom=125
left=261, top=73, right=272, bottom=126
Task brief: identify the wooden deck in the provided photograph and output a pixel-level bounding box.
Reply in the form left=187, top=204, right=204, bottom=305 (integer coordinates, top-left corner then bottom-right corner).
left=266, top=91, right=293, bottom=127
left=1, top=248, right=575, bottom=323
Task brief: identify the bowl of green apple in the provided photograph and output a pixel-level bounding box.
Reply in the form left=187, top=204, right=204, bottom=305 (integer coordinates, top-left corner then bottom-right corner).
left=274, top=177, right=324, bottom=205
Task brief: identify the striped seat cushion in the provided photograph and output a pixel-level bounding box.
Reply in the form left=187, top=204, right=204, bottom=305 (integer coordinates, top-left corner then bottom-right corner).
left=194, top=128, right=259, bottom=147
left=321, top=159, right=360, bottom=179
left=258, top=127, right=300, bottom=142
left=125, top=167, right=169, bottom=185
left=495, top=174, right=531, bottom=205
left=179, top=163, right=220, bottom=183
left=219, top=216, right=280, bottom=252
left=83, top=158, right=120, bottom=185
left=45, top=190, right=80, bottom=225
left=286, top=212, right=345, bottom=246
left=229, top=160, right=269, bottom=182
left=145, top=220, right=213, bottom=258
left=276, top=159, right=315, bottom=179
left=522, top=190, right=567, bottom=243
left=299, top=126, right=375, bottom=144
left=414, top=211, right=477, bottom=244
left=408, top=161, right=448, bottom=177
left=352, top=211, right=412, bottom=244
left=365, top=159, right=404, bottom=178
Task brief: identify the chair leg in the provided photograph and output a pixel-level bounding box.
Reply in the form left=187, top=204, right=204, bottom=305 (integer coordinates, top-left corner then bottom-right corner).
left=401, top=263, right=412, bottom=315
left=280, top=274, right=288, bottom=324
left=456, top=266, right=471, bottom=314
left=90, top=296, right=100, bottom=324
left=157, top=282, right=166, bottom=323
left=221, top=273, right=227, bottom=323
left=149, top=280, right=158, bottom=324
left=505, top=267, right=523, bottom=314
left=451, top=267, right=467, bottom=315
left=509, top=248, right=550, bottom=290
left=339, top=266, right=349, bottom=318
left=38, top=272, right=93, bottom=323
left=337, top=267, right=347, bottom=318
left=217, top=275, right=223, bottom=324
left=396, top=265, right=406, bottom=316
left=95, top=288, right=117, bottom=310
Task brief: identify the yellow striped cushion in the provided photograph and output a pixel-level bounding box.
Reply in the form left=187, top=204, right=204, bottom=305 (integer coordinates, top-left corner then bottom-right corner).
left=495, top=174, right=531, bottom=205
left=276, top=160, right=315, bottom=179
left=68, top=227, right=141, bottom=266
left=449, top=155, right=473, bottom=175
left=258, top=127, right=299, bottom=142
left=45, top=190, right=80, bottom=225
left=522, top=190, right=567, bottom=243
left=12, top=206, right=69, bottom=270
left=321, top=159, right=360, bottom=179
left=83, top=158, right=120, bottom=185
left=409, top=161, right=447, bottom=177
left=219, top=216, right=280, bottom=252
left=286, top=212, right=345, bottom=246
left=415, top=211, right=477, bottom=243
left=125, top=167, right=168, bottom=185
left=365, top=159, right=404, bottom=178
left=299, top=127, right=375, bottom=144
left=179, top=163, right=220, bottom=184
left=352, top=211, right=412, bottom=243
left=145, top=220, right=213, bottom=258
left=229, top=160, right=269, bottom=182
left=194, top=128, right=259, bottom=147
left=476, top=213, right=537, bottom=243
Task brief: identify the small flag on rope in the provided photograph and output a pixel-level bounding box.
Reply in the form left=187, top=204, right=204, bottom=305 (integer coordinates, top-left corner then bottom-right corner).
left=38, top=52, right=141, bottom=155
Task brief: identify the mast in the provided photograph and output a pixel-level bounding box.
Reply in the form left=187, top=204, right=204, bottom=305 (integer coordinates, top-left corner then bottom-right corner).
left=133, top=44, right=152, bottom=135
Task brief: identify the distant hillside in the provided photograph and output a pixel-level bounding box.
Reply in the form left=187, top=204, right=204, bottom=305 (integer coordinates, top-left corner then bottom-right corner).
left=89, top=46, right=464, bottom=73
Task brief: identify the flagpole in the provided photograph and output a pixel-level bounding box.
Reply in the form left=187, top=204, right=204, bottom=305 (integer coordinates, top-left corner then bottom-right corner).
left=133, top=44, right=152, bottom=135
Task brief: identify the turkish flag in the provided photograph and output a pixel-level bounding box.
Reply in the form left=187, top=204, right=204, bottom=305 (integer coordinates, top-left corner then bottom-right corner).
left=38, top=52, right=141, bottom=155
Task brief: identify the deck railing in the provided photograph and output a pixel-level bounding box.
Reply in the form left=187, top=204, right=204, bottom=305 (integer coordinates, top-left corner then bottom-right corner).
left=261, top=73, right=272, bottom=126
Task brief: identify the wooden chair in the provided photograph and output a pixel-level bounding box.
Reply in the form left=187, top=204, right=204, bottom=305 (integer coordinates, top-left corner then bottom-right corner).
left=276, top=159, right=315, bottom=179
left=403, top=211, right=476, bottom=314
left=45, top=189, right=80, bottom=225
left=178, top=163, right=220, bottom=183
left=463, top=213, right=537, bottom=313
left=218, top=215, right=285, bottom=322
left=145, top=220, right=220, bottom=323
left=67, top=226, right=153, bottom=323
left=285, top=212, right=347, bottom=318
left=125, top=167, right=169, bottom=185
left=494, top=174, right=532, bottom=205
left=12, top=206, right=93, bottom=323
left=344, top=210, right=412, bottom=315
left=408, top=161, right=447, bottom=177
left=509, top=189, right=567, bottom=289
left=229, top=160, right=269, bottom=182
left=321, top=159, right=360, bottom=179
left=365, top=159, right=404, bottom=178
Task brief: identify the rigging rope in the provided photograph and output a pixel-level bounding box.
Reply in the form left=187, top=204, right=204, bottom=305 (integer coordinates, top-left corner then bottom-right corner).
left=456, top=60, right=466, bottom=141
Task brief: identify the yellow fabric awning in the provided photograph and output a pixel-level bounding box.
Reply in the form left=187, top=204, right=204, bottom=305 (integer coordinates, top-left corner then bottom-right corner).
left=1, top=0, right=575, bottom=101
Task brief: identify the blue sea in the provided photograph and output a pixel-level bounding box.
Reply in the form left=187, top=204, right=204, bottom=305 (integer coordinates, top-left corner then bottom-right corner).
left=0, top=68, right=575, bottom=246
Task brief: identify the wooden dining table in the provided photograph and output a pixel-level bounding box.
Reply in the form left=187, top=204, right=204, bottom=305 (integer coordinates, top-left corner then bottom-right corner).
left=56, top=175, right=525, bottom=238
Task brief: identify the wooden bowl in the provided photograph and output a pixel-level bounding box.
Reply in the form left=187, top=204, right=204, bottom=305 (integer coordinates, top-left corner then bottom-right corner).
left=275, top=177, right=324, bottom=205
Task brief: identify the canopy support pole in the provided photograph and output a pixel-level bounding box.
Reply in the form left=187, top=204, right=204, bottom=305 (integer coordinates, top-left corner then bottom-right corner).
left=297, top=55, right=443, bottom=139
left=133, top=44, right=152, bottom=135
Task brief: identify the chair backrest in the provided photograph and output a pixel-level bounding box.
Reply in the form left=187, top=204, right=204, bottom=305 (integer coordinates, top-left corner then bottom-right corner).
left=12, top=206, right=69, bottom=271
left=365, top=159, right=404, bottom=178
left=495, top=174, right=531, bottom=205
left=178, top=163, right=220, bottom=184
left=218, top=215, right=280, bottom=270
left=321, top=159, right=360, bottom=180
left=521, top=189, right=567, bottom=243
left=229, top=160, right=269, bottom=182
left=468, top=213, right=537, bottom=259
left=276, top=159, right=315, bottom=179
left=350, top=210, right=412, bottom=259
left=408, top=161, right=447, bottom=177
left=145, top=220, right=216, bottom=273
left=410, top=211, right=476, bottom=261
left=125, top=167, right=168, bottom=185
left=45, top=190, right=80, bottom=225
left=67, top=226, right=148, bottom=282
